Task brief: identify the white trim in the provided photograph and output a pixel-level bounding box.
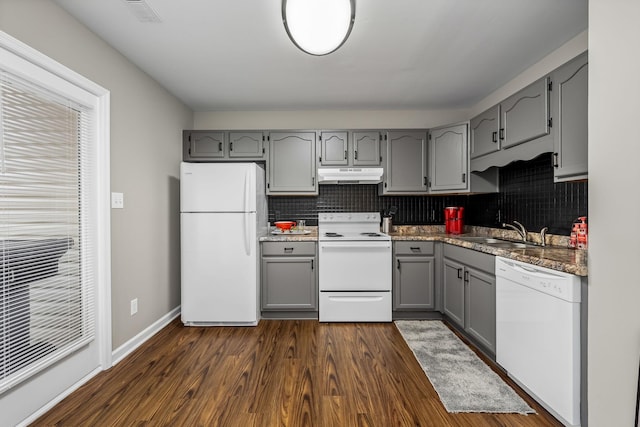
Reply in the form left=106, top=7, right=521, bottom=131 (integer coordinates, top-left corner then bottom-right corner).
left=112, top=307, right=181, bottom=365
left=14, top=366, right=104, bottom=427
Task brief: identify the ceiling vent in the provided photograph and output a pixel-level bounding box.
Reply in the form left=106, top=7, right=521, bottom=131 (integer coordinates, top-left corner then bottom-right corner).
left=123, top=0, right=162, bottom=23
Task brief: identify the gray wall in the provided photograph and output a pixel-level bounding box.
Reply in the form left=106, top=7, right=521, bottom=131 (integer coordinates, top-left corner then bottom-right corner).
left=588, top=1, right=640, bottom=425
left=0, top=0, right=193, bottom=350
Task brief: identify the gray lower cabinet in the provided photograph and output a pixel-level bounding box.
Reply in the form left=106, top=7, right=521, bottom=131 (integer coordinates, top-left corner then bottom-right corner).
left=393, top=242, right=435, bottom=311
left=267, top=131, right=317, bottom=195
left=552, top=52, right=588, bottom=182
left=380, top=130, right=428, bottom=194
left=261, top=242, right=317, bottom=313
left=443, top=244, right=496, bottom=355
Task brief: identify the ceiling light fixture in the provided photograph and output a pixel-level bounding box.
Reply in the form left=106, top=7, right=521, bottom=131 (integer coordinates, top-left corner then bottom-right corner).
left=282, top=0, right=355, bottom=56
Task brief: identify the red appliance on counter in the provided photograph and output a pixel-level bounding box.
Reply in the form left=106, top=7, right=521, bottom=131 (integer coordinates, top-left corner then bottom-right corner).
left=444, top=207, right=464, bottom=234
left=569, top=216, right=588, bottom=249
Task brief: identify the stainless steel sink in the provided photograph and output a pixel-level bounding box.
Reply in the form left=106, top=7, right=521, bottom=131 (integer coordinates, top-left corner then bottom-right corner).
left=456, top=236, right=538, bottom=249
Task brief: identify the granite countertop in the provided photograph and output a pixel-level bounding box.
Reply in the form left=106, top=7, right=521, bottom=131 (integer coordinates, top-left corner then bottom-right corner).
left=260, top=225, right=588, bottom=277
left=260, top=227, right=318, bottom=242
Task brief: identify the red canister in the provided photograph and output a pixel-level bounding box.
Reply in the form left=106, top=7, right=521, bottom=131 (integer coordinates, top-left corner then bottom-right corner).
left=569, top=216, right=588, bottom=249
left=444, top=207, right=464, bottom=234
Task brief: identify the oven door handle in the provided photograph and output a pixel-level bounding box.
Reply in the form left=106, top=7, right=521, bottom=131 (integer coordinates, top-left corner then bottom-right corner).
left=319, top=242, right=391, bottom=249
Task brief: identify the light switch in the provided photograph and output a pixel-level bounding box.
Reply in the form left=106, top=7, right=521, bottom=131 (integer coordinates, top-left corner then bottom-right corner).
left=111, top=192, right=124, bottom=209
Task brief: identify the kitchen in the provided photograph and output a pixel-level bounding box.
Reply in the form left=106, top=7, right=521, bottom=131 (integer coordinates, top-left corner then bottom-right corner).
left=0, top=1, right=638, bottom=426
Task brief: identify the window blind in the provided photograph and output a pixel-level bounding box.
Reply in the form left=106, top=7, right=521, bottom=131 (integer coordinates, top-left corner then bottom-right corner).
left=0, top=69, right=96, bottom=393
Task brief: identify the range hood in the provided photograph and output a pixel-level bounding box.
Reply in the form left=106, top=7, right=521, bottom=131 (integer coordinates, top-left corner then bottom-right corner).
left=317, top=167, right=384, bottom=184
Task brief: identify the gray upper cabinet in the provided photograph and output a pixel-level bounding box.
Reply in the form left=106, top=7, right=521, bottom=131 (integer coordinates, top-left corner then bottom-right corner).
left=183, top=130, right=266, bottom=161
left=319, top=131, right=348, bottom=166
left=228, top=131, right=265, bottom=159
left=501, top=77, right=551, bottom=149
left=380, top=130, right=428, bottom=194
left=552, top=53, right=588, bottom=182
left=352, top=131, right=382, bottom=166
left=184, top=130, right=225, bottom=159
left=470, top=104, right=501, bottom=159
left=429, top=123, right=469, bottom=192
left=267, top=131, right=318, bottom=195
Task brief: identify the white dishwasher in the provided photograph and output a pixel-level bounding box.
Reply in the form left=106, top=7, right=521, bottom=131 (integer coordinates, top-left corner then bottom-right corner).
left=495, top=256, right=581, bottom=427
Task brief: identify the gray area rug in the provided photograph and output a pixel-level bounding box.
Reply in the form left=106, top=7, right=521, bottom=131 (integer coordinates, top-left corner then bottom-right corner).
left=395, top=320, right=535, bottom=414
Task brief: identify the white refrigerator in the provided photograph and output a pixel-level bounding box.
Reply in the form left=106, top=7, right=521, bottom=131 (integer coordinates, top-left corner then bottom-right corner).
left=180, top=162, right=267, bottom=326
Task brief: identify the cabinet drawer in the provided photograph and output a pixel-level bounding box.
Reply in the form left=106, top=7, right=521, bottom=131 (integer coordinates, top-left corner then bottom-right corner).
left=262, top=242, right=316, bottom=256
left=444, top=244, right=495, bottom=274
left=394, top=241, right=434, bottom=255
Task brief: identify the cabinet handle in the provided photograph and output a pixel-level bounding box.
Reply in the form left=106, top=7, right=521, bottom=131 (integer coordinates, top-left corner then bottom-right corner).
left=397, top=259, right=400, bottom=270
left=464, top=271, right=469, bottom=283
left=354, top=150, right=358, bottom=160
left=492, top=131, right=497, bottom=143
left=344, top=150, right=347, bottom=160
left=462, top=173, right=466, bottom=183
left=312, top=177, right=315, bottom=186
left=219, top=142, right=222, bottom=151
left=284, top=247, right=294, bottom=253
left=457, top=268, right=462, bottom=279
left=499, top=128, right=504, bottom=140
left=311, top=259, right=314, bottom=270
left=553, top=152, right=559, bottom=168
left=423, top=176, right=427, bottom=186
left=230, top=142, right=233, bottom=151
left=410, top=247, right=421, bottom=253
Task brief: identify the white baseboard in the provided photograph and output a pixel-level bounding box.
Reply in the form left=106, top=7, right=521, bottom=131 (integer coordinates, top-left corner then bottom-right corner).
left=112, top=306, right=181, bottom=365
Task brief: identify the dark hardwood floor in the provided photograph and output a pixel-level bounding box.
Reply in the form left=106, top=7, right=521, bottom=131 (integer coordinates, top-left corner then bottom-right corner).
left=33, top=319, right=562, bottom=426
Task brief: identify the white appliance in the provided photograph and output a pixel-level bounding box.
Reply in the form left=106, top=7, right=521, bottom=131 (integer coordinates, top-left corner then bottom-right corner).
left=495, top=256, right=581, bottom=427
left=318, top=212, right=392, bottom=322
left=180, top=162, right=267, bottom=326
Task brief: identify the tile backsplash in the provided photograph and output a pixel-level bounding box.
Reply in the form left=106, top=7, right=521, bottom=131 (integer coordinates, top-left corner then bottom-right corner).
left=268, top=153, right=587, bottom=235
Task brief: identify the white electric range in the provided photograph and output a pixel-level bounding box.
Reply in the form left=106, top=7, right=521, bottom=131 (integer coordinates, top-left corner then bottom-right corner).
left=317, top=212, right=392, bottom=322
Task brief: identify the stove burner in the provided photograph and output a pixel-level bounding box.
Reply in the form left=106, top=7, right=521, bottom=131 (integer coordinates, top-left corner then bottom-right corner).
left=325, top=232, right=344, bottom=237
left=361, top=232, right=383, bottom=237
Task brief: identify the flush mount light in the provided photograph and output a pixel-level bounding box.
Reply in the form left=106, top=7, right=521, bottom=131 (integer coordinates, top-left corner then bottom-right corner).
left=282, top=0, right=356, bottom=56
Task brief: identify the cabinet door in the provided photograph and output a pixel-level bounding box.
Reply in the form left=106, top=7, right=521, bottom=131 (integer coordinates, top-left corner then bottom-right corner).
left=501, top=77, right=550, bottom=149
left=382, top=131, right=428, bottom=194
left=429, top=123, right=468, bottom=192
left=229, top=132, right=265, bottom=159
left=553, top=53, right=588, bottom=182
left=465, top=267, right=496, bottom=354
left=267, top=132, right=317, bottom=195
left=393, top=256, right=435, bottom=310
left=320, top=131, right=348, bottom=166
left=261, top=257, right=317, bottom=310
left=470, top=105, right=501, bottom=159
left=187, top=131, right=225, bottom=158
left=443, top=258, right=465, bottom=328
left=352, top=131, right=381, bottom=166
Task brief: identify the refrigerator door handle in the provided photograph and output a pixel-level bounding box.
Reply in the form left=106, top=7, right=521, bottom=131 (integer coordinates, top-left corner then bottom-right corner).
left=244, top=167, right=252, bottom=213
left=243, top=212, right=251, bottom=256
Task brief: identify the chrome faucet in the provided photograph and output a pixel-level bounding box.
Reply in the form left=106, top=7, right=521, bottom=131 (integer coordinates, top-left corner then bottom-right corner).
left=502, top=221, right=527, bottom=242
left=539, top=227, right=548, bottom=247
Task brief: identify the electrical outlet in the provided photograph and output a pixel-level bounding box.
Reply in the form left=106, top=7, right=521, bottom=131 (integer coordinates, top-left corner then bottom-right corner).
left=111, top=192, right=124, bottom=209
left=130, top=298, right=138, bottom=316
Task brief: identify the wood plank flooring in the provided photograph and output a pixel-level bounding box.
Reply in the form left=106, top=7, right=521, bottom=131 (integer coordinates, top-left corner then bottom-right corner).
left=33, top=319, right=562, bottom=426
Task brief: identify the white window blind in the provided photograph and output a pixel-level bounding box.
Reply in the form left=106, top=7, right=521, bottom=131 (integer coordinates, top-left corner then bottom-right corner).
left=0, top=69, right=96, bottom=393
